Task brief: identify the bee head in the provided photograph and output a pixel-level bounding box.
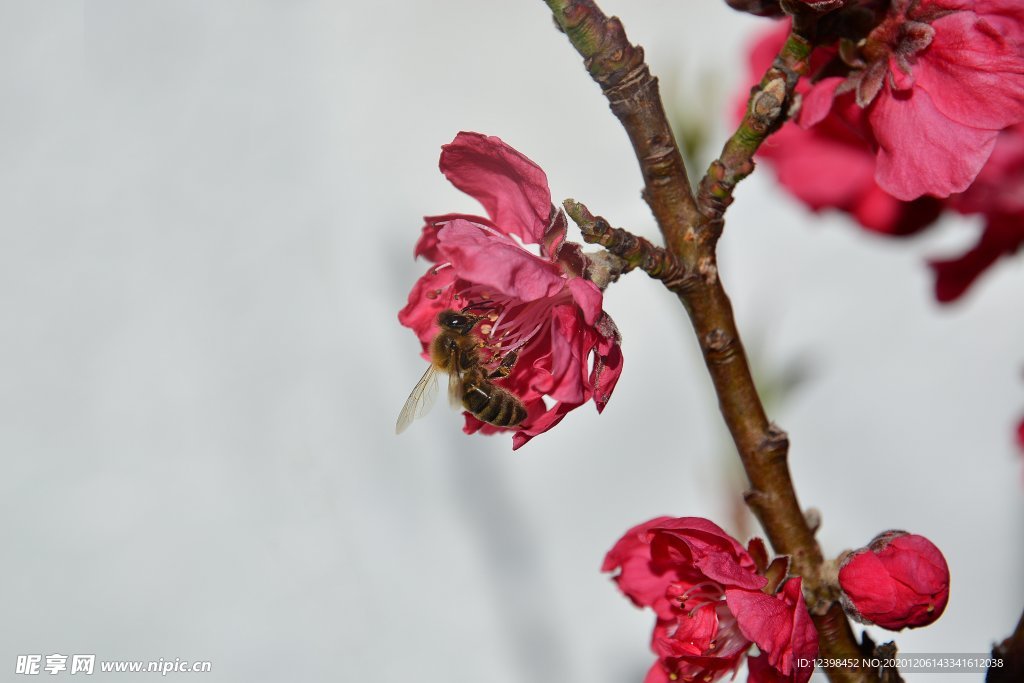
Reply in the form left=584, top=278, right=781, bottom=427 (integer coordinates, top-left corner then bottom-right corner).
left=437, top=309, right=481, bottom=335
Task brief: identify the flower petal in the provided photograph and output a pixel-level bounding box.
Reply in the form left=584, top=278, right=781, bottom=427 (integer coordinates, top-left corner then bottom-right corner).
left=436, top=220, right=566, bottom=301
left=650, top=519, right=766, bottom=591
left=764, top=119, right=877, bottom=210
left=415, top=213, right=494, bottom=262
left=643, top=661, right=671, bottom=683
left=603, top=516, right=687, bottom=619
left=851, top=186, right=944, bottom=236
left=870, top=85, right=999, bottom=199
left=592, top=315, right=623, bottom=412
left=914, top=12, right=1024, bottom=132
left=657, top=604, right=719, bottom=656
left=440, top=132, right=552, bottom=244
left=949, top=124, right=1024, bottom=216
left=546, top=308, right=588, bottom=404
left=512, top=400, right=578, bottom=450
left=928, top=214, right=1023, bottom=302
left=567, top=278, right=603, bottom=326
left=747, top=653, right=790, bottom=683
left=726, top=589, right=792, bottom=659
left=799, top=77, right=845, bottom=128
left=727, top=578, right=816, bottom=682
left=397, top=265, right=458, bottom=351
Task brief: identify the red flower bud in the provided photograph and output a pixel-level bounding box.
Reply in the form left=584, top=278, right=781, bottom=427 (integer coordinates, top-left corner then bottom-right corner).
left=838, top=531, right=949, bottom=630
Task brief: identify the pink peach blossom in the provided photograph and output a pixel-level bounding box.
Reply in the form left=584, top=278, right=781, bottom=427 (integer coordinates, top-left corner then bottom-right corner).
left=604, top=517, right=817, bottom=683
left=799, top=0, right=1024, bottom=200
left=930, top=124, right=1024, bottom=301
left=743, top=24, right=1022, bottom=301
left=746, top=23, right=945, bottom=236
left=399, top=132, right=622, bottom=449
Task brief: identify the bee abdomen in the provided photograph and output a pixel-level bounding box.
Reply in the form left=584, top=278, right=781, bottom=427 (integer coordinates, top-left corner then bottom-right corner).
left=498, top=392, right=528, bottom=427
left=463, top=382, right=527, bottom=428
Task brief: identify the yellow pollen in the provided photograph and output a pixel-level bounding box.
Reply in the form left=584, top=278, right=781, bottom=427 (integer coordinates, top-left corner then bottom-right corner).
left=480, top=324, right=492, bottom=335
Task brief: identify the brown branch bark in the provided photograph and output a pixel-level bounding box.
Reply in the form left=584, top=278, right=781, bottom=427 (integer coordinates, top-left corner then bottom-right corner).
left=988, top=606, right=1024, bottom=682
left=563, top=199, right=689, bottom=288
left=543, top=0, right=700, bottom=258
left=696, top=30, right=810, bottom=247
left=544, top=2, right=878, bottom=681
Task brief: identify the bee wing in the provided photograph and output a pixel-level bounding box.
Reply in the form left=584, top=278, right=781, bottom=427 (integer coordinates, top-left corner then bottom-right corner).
left=395, top=363, right=440, bottom=434
left=447, top=348, right=465, bottom=410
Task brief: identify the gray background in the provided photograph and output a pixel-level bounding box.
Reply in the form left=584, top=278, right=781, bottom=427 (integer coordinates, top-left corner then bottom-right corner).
left=2, top=1, right=1022, bottom=682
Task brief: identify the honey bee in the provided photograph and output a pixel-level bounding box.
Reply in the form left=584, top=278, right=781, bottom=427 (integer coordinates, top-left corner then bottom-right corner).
left=396, top=308, right=528, bottom=434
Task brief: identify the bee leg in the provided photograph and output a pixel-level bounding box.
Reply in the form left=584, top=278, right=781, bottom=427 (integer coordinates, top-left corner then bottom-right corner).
left=488, top=351, right=518, bottom=379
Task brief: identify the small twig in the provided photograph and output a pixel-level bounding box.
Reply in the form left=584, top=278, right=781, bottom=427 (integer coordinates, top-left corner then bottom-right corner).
left=563, top=199, right=691, bottom=291
left=695, top=30, right=811, bottom=246
left=544, top=0, right=700, bottom=259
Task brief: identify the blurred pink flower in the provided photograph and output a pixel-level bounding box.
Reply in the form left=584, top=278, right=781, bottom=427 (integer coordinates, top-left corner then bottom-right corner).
left=398, top=132, right=622, bottom=449
left=799, top=0, right=1024, bottom=200
left=929, top=124, right=1024, bottom=301
left=743, top=24, right=1022, bottom=301
left=747, top=23, right=945, bottom=236
left=604, top=517, right=817, bottom=683
left=838, top=530, right=950, bottom=630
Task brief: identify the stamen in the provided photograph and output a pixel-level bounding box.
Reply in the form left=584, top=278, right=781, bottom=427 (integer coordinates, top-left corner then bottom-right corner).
left=451, top=284, right=574, bottom=366
left=684, top=599, right=719, bottom=616
left=503, top=321, right=544, bottom=354
left=682, top=582, right=725, bottom=600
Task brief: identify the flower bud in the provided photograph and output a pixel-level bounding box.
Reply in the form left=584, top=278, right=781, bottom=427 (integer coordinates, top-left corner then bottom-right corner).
left=838, top=530, right=949, bottom=630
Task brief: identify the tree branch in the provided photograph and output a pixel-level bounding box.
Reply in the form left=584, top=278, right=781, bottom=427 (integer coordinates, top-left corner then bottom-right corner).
left=563, top=199, right=690, bottom=290
left=544, top=0, right=700, bottom=258
left=988, top=606, right=1024, bottom=682
left=696, top=31, right=811, bottom=246
left=544, top=2, right=878, bottom=681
